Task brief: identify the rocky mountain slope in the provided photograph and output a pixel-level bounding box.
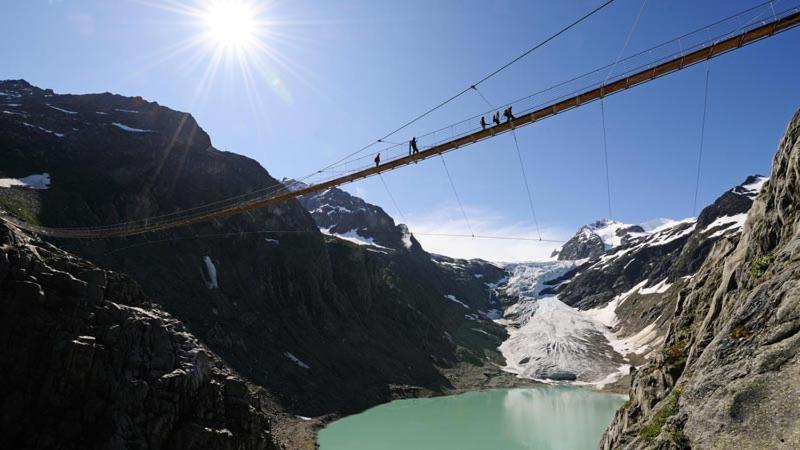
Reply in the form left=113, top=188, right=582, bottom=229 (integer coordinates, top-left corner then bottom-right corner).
left=493, top=173, right=767, bottom=390
left=0, top=222, right=280, bottom=449
left=600, top=109, right=800, bottom=449
left=0, top=79, right=511, bottom=443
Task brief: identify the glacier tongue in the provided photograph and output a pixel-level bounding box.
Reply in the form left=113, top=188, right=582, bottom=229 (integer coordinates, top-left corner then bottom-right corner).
left=497, top=261, right=630, bottom=387
left=500, top=297, right=626, bottom=383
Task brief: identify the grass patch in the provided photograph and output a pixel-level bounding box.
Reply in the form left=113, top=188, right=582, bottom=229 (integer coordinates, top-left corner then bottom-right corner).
left=451, top=320, right=505, bottom=366
left=641, top=389, right=681, bottom=442
left=749, top=254, right=775, bottom=278
left=671, top=428, right=688, bottom=446
left=730, top=324, right=752, bottom=340
left=664, top=340, right=687, bottom=366
left=0, top=193, right=40, bottom=225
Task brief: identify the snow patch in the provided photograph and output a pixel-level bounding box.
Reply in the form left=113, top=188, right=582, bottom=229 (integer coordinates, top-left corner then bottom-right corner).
left=202, top=256, right=218, bottom=289
left=583, top=280, right=648, bottom=328
left=639, top=278, right=672, bottom=295
left=47, top=104, right=77, bottom=115
left=284, top=352, right=310, bottom=369
left=703, top=213, right=748, bottom=238
left=399, top=224, right=413, bottom=249
left=444, top=294, right=470, bottom=309
left=0, top=173, right=51, bottom=190
left=647, top=221, right=696, bottom=246
left=115, top=108, right=140, bottom=113
left=735, top=176, right=768, bottom=198
left=320, top=228, right=391, bottom=250
left=113, top=122, right=154, bottom=133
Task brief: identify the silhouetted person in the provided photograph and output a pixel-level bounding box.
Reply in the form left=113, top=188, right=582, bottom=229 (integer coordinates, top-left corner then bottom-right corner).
left=504, top=106, right=515, bottom=122
left=480, top=116, right=487, bottom=130
left=409, top=137, right=419, bottom=155
left=492, top=112, right=500, bottom=126
left=374, top=153, right=380, bottom=167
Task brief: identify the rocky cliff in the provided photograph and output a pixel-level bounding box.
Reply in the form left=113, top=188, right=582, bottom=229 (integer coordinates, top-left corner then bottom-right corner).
left=0, top=79, right=510, bottom=439
left=600, top=109, right=800, bottom=449
left=0, top=223, right=280, bottom=449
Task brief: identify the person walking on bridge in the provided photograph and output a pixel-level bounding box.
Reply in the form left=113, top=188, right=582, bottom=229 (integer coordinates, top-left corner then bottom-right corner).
left=503, top=106, right=515, bottom=123
left=492, top=111, right=500, bottom=126
left=480, top=116, right=487, bottom=130
left=409, top=137, right=419, bottom=156
left=374, top=152, right=380, bottom=167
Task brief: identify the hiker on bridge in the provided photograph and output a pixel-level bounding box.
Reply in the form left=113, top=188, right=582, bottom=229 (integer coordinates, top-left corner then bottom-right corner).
left=492, top=111, right=500, bottom=126
left=409, top=137, right=419, bottom=156
left=503, top=106, right=515, bottom=122
left=374, top=152, right=380, bottom=167
left=480, top=116, right=487, bottom=130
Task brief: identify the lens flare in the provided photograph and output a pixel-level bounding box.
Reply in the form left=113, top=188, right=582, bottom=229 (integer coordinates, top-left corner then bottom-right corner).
left=203, top=1, right=257, bottom=49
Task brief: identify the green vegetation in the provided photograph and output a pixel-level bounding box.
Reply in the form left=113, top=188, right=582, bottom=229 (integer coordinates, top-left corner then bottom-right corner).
left=671, top=428, right=688, bottom=446
left=749, top=254, right=775, bottom=278
left=641, top=389, right=682, bottom=442
left=664, top=340, right=687, bottom=366
left=452, top=320, right=505, bottom=366
left=730, top=324, right=753, bottom=340
left=0, top=194, right=40, bottom=225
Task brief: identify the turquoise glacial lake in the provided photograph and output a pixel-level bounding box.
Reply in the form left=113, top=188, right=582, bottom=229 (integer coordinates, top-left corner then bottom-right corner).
left=318, top=386, right=626, bottom=450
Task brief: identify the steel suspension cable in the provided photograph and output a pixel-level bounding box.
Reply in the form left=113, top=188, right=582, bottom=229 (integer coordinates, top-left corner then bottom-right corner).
left=510, top=130, right=543, bottom=240
left=319, top=0, right=792, bottom=174
left=378, top=173, right=409, bottom=224
left=472, top=86, right=496, bottom=109
left=315, top=0, right=618, bottom=173
left=439, top=155, right=475, bottom=237
left=414, top=232, right=564, bottom=243
left=5, top=2, right=798, bottom=239
left=597, top=0, right=648, bottom=221
left=473, top=85, right=542, bottom=241
left=599, top=99, right=614, bottom=220
left=692, top=64, right=712, bottom=216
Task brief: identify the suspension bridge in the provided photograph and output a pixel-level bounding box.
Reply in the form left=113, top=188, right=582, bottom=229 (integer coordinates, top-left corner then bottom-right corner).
left=2, top=1, right=799, bottom=240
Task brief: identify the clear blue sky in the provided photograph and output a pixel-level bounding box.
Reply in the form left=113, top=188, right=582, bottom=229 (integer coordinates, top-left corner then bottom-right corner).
left=2, top=0, right=798, bottom=260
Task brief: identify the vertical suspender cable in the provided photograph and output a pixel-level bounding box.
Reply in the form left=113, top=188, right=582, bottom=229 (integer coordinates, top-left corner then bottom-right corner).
left=511, top=130, right=543, bottom=241
left=598, top=0, right=648, bottom=222
left=440, top=155, right=475, bottom=237
left=378, top=173, right=409, bottom=225
left=473, top=85, right=542, bottom=241
left=471, top=86, right=496, bottom=109
left=692, top=65, right=711, bottom=216
left=600, top=99, right=614, bottom=220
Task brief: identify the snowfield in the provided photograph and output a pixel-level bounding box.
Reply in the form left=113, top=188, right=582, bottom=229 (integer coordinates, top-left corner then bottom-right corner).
left=0, top=173, right=51, bottom=190
left=113, top=122, right=154, bottom=133
left=320, top=227, right=392, bottom=250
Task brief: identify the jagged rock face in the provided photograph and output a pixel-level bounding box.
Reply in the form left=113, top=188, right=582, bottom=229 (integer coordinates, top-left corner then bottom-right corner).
left=547, top=175, right=765, bottom=312
left=283, top=179, right=506, bottom=311
left=0, top=80, right=504, bottom=418
left=0, top=80, right=315, bottom=233
left=553, top=219, right=650, bottom=261
left=285, top=179, right=422, bottom=252
left=554, top=225, right=607, bottom=260
left=601, top=110, right=800, bottom=449
left=0, top=224, right=278, bottom=450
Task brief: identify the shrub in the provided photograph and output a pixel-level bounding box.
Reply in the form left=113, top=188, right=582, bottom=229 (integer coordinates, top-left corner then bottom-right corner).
left=730, top=324, right=752, bottom=340
left=749, top=254, right=775, bottom=278
left=641, top=389, right=682, bottom=442
left=664, top=340, right=687, bottom=366
left=671, top=428, right=688, bottom=446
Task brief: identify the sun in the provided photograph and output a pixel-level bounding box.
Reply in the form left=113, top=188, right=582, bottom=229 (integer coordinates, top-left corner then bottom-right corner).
left=203, top=0, right=258, bottom=49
